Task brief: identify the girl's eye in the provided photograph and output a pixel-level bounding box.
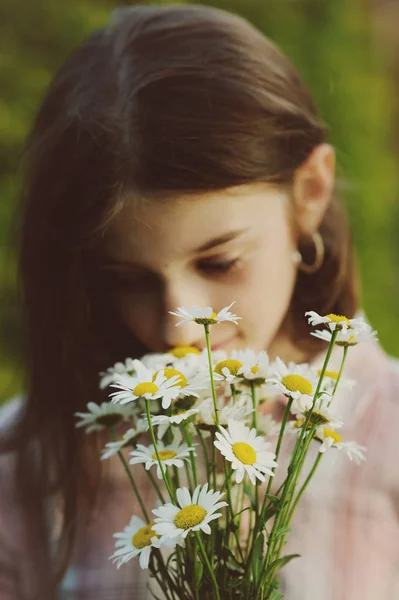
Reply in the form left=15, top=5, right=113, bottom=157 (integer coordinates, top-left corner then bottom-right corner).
left=197, top=258, right=240, bottom=275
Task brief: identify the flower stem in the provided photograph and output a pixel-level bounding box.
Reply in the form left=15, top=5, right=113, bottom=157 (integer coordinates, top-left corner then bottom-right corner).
left=195, top=531, right=220, bottom=600
left=328, top=346, right=348, bottom=407
left=245, top=395, right=294, bottom=578
left=195, top=426, right=211, bottom=480
left=145, top=400, right=175, bottom=502
left=286, top=452, right=323, bottom=527
left=144, top=466, right=166, bottom=504
left=292, top=329, right=338, bottom=470
left=204, top=323, right=220, bottom=426
left=250, top=381, right=258, bottom=431
left=183, top=423, right=198, bottom=486
left=110, top=427, right=150, bottom=521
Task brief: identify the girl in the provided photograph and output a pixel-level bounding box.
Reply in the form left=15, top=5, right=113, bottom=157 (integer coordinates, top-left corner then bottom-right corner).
left=1, top=4, right=398, bottom=599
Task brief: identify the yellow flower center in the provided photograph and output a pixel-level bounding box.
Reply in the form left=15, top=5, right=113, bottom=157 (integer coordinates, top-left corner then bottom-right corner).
left=323, top=428, right=343, bottom=444
left=96, top=413, right=124, bottom=426
left=325, top=313, right=350, bottom=324
left=170, top=346, right=201, bottom=358
left=305, top=409, right=330, bottom=426
left=337, top=335, right=357, bottom=347
left=318, top=370, right=339, bottom=380
left=214, top=359, right=243, bottom=376
left=133, top=382, right=159, bottom=397
left=152, top=450, right=177, bottom=461
left=132, top=521, right=159, bottom=549
left=194, top=311, right=219, bottom=325
left=154, top=368, right=187, bottom=387
left=281, top=374, right=313, bottom=395
left=251, top=365, right=260, bottom=374
left=232, top=442, right=257, bottom=465
left=174, top=504, right=207, bottom=529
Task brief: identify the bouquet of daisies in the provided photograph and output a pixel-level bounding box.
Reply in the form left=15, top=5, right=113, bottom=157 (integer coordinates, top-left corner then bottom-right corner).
left=75, top=303, right=376, bottom=599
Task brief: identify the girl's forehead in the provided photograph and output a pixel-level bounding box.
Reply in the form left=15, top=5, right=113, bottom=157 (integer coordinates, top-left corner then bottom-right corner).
left=102, top=182, right=288, bottom=262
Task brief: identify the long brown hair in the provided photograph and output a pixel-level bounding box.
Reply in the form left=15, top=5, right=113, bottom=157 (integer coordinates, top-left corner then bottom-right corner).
left=1, top=4, right=359, bottom=597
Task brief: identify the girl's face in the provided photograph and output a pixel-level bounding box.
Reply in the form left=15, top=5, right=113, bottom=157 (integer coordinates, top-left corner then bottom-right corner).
left=101, top=182, right=299, bottom=357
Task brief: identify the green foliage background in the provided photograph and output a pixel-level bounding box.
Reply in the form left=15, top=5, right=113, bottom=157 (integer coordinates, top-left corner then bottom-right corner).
left=1, top=0, right=398, bottom=402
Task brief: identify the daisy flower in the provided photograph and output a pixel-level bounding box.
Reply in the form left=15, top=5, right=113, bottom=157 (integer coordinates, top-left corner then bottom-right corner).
left=152, top=483, right=227, bottom=539
left=268, top=357, right=318, bottom=400
left=148, top=407, right=200, bottom=439
left=194, top=396, right=253, bottom=432
left=110, top=360, right=182, bottom=409
left=74, top=402, right=134, bottom=434
left=231, top=349, right=271, bottom=383
left=109, top=515, right=179, bottom=569
left=99, top=358, right=136, bottom=390
left=256, top=413, right=281, bottom=437
left=101, top=419, right=148, bottom=460
left=318, top=369, right=356, bottom=395
left=166, top=346, right=201, bottom=359
left=305, top=311, right=367, bottom=334
left=311, top=323, right=378, bottom=347
left=289, top=398, right=343, bottom=434
left=214, top=419, right=277, bottom=485
left=129, top=440, right=196, bottom=479
left=169, top=301, right=241, bottom=326
left=213, top=359, right=243, bottom=383
left=316, top=428, right=367, bottom=465
left=150, top=365, right=209, bottom=402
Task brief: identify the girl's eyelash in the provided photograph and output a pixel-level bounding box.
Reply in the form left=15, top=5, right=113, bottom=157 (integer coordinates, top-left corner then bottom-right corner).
left=197, top=258, right=240, bottom=275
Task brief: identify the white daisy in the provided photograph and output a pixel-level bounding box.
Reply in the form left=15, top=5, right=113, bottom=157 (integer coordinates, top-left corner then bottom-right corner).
left=109, top=515, right=179, bottom=569
left=316, top=427, right=367, bottom=465
left=129, top=440, right=196, bottom=479
left=214, top=419, right=277, bottom=485
left=169, top=301, right=241, bottom=326
left=213, top=359, right=242, bottom=383
left=74, top=402, right=134, bottom=434
left=194, top=396, right=253, bottom=432
left=305, top=311, right=368, bottom=335
left=101, top=419, right=148, bottom=460
left=289, top=398, right=344, bottom=434
left=256, top=413, right=281, bottom=437
left=148, top=407, right=200, bottom=439
left=152, top=483, right=227, bottom=539
left=231, top=349, right=271, bottom=382
left=99, top=358, right=136, bottom=390
left=311, top=323, right=378, bottom=346
left=150, top=365, right=209, bottom=402
left=110, top=360, right=182, bottom=409
left=268, top=357, right=318, bottom=400
left=318, top=369, right=356, bottom=395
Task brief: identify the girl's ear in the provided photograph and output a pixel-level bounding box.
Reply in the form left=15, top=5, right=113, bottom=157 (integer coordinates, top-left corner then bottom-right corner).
left=292, top=143, right=336, bottom=234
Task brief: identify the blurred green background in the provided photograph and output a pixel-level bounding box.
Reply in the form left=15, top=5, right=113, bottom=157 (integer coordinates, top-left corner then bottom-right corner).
left=1, top=0, right=398, bottom=402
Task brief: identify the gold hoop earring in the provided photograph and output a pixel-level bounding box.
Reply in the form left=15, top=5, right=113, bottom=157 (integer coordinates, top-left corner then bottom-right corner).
left=293, top=231, right=325, bottom=274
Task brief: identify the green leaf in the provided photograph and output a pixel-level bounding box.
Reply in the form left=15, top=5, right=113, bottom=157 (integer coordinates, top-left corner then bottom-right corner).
left=269, top=590, right=285, bottom=600
left=227, top=576, right=243, bottom=590
left=273, top=526, right=291, bottom=539
left=252, top=531, right=265, bottom=582
left=233, top=506, right=251, bottom=520
left=267, top=553, right=301, bottom=581
left=243, top=481, right=256, bottom=508
left=223, top=546, right=245, bottom=573
left=194, top=559, right=203, bottom=585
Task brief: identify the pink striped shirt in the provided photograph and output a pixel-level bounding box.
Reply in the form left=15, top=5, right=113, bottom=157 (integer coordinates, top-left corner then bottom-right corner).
left=0, top=332, right=398, bottom=598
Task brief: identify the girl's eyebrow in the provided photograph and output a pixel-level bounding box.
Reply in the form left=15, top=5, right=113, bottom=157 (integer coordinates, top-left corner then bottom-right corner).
left=99, top=227, right=251, bottom=270
left=194, top=227, right=250, bottom=253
